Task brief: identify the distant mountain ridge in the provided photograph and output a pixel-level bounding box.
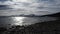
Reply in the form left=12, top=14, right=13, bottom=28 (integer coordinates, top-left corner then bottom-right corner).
left=44, top=12, right=60, bottom=17
left=9, top=12, right=60, bottom=17
left=0, top=12, right=60, bottom=17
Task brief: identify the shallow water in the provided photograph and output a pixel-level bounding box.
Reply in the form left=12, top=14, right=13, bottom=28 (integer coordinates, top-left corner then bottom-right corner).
left=0, top=16, right=58, bottom=28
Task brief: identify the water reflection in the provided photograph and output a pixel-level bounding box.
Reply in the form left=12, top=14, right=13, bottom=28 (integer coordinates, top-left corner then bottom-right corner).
left=13, top=17, right=25, bottom=26
left=0, top=16, right=58, bottom=28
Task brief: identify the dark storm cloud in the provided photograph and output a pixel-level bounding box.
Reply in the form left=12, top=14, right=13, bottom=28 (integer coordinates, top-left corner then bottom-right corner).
left=0, top=5, right=12, bottom=10
left=0, top=0, right=8, bottom=1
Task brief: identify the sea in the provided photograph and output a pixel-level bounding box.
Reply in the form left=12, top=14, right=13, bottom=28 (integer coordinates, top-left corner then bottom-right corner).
left=0, top=16, right=58, bottom=28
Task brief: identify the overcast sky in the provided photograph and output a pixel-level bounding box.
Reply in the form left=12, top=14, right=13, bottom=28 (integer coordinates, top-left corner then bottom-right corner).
left=0, top=0, right=60, bottom=16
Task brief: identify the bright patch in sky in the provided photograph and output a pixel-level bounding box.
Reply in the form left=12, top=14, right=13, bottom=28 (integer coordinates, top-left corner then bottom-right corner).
left=12, top=0, right=28, bottom=2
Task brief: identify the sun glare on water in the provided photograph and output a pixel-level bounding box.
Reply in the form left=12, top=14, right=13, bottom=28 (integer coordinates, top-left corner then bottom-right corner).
left=13, top=17, right=25, bottom=26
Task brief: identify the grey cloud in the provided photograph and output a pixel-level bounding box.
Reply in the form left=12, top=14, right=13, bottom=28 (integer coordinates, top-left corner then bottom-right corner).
left=0, top=0, right=7, bottom=1
left=0, top=0, right=60, bottom=16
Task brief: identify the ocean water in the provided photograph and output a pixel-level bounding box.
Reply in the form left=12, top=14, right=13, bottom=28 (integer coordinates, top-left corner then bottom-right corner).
left=0, top=16, right=58, bottom=28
